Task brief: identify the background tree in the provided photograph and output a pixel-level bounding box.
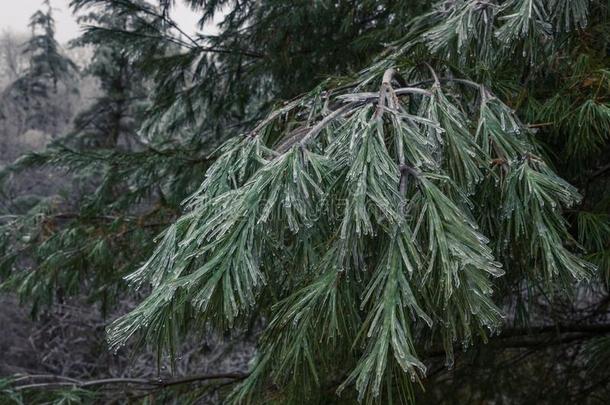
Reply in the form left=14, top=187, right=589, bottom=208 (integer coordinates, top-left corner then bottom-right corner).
left=0, top=0, right=78, bottom=153
left=0, top=31, right=29, bottom=86
left=22, top=0, right=77, bottom=93
left=0, top=0, right=609, bottom=404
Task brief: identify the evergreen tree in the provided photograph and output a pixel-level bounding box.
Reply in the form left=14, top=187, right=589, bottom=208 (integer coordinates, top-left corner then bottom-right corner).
left=1, top=1, right=609, bottom=404
left=0, top=0, right=199, bottom=314
left=23, top=0, right=77, bottom=93
left=0, top=0, right=78, bottom=139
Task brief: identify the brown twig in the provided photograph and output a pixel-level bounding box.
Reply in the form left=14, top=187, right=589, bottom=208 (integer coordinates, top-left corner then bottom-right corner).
left=11, top=372, right=249, bottom=392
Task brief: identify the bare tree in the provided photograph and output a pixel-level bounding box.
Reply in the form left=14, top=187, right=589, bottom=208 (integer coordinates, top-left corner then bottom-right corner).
left=0, top=30, right=28, bottom=88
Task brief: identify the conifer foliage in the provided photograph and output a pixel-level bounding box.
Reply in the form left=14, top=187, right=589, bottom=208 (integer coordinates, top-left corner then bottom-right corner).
left=107, top=54, right=594, bottom=405
left=22, top=0, right=77, bottom=94
left=1, top=0, right=610, bottom=404
left=0, top=0, right=78, bottom=141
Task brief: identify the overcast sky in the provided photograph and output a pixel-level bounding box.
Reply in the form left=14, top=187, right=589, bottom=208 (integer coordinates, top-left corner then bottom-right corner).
left=0, top=0, right=202, bottom=43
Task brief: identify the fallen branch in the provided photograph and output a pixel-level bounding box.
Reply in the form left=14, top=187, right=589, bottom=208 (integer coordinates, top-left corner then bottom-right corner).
left=10, top=372, right=249, bottom=392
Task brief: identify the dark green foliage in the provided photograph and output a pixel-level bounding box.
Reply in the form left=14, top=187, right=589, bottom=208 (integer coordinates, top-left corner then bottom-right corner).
left=0, top=2, right=212, bottom=314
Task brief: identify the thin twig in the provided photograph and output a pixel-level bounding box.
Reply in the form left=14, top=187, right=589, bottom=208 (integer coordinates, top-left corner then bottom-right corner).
left=11, top=372, right=249, bottom=392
